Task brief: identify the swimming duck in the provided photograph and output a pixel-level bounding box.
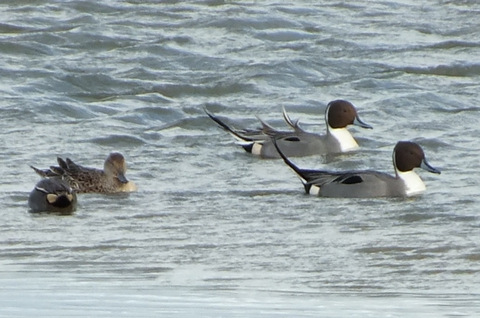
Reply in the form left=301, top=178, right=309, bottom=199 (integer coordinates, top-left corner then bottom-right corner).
left=273, top=139, right=440, bottom=198
left=205, top=100, right=372, bottom=159
left=31, top=152, right=137, bottom=194
left=28, top=178, right=77, bottom=213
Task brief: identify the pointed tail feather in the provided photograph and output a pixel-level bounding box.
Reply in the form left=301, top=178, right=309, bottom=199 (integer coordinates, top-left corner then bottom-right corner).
left=204, top=107, right=255, bottom=143
left=30, top=165, right=49, bottom=178
left=30, top=165, right=62, bottom=178
left=57, top=157, right=69, bottom=169
left=272, top=138, right=309, bottom=183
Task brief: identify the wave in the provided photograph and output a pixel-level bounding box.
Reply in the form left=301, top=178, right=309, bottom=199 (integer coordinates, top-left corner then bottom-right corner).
left=399, top=63, right=480, bottom=77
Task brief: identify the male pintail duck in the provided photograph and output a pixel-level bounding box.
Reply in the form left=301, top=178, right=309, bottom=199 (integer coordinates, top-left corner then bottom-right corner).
left=30, top=152, right=137, bottom=194
left=273, top=139, right=440, bottom=198
left=205, top=100, right=372, bottom=159
left=28, top=178, right=77, bottom=213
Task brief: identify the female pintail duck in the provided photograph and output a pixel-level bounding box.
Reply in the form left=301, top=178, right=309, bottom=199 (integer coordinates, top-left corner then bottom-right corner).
left=31, top=152, right=137, bottom=194
left=205, top=100, right=372, bottom=159
left=28, top=178, right=77, bottom=213
left=273, top=140, right=440, bottom=198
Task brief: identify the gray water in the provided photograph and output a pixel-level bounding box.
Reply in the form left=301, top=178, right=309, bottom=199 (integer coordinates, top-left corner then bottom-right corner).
left=1, top=0, right=480, bottom=317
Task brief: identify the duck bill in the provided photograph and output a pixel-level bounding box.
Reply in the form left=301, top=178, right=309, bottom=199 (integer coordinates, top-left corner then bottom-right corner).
left=421, top=159, right=441, bottom=174
left=116, top=173, right=129, bottom=184
left=353, top=116, right=373, bottom=129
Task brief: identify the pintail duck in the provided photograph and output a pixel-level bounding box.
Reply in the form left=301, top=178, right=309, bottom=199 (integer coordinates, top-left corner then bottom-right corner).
left=205, top=100, right=372, bottom=159
left=31, top=152, right=137, bottom=194
left=28, top=178, right=77, bottom=213
left=274, top=140, right=440, bottom=198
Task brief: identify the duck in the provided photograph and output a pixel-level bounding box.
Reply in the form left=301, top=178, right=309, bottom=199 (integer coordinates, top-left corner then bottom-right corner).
left=28, top=178, right=77, bottom=213
left=205, top=100, right=372, bottom=159
left=30, top=152, right=137, bottom=194
left=273, top=139, right=440, bottom=198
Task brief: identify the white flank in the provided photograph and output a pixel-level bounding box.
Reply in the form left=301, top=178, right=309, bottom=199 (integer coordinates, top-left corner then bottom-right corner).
left=309, top=185, right=321, bottom=196
left=397, top=170, right=426, bottom=196
left=251, top=143, right=263, bottom=156
left=329, top=127, right=359, bottom=152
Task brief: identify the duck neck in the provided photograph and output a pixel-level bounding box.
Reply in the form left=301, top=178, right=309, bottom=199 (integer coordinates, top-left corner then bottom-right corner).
left=328, top=127, right=359, bottom=152
left=396, top=169, right=426, bottom=196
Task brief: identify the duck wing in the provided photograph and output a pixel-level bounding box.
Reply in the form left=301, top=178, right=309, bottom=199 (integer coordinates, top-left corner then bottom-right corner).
left=273, top=137, right=393, bottom=193
left=255, top=116, right=300, bottom=141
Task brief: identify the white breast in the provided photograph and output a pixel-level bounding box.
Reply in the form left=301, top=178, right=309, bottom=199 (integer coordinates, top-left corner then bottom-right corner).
left=397, top=170, right=426, bottom=196
left=329, top=127, right=359, bottom=152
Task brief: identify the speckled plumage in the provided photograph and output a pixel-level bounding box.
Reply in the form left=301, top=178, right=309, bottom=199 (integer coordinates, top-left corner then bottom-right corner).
left=31, top=152, right=137, bottom=194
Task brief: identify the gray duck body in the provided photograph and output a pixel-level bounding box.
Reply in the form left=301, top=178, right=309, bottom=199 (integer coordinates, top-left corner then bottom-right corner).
left=206, top=100, right=372, bottom=159
left=274, top=140, right=441, bottom=198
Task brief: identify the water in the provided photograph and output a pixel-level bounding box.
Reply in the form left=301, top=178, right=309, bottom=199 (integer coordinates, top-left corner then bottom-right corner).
left=1, top=0, right=480, bottom=316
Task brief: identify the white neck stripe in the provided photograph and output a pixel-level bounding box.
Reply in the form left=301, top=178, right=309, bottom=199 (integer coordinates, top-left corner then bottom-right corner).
left=397, top=169, right=426, bottom=196
left=329, top=127, right=359, bottom=152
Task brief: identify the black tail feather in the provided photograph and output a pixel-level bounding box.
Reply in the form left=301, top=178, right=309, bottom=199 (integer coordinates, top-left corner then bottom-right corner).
left=272, top=138, right=309, bottom=183
left=303, top=183, right=312, bottom=194
left=204, top=107, right=253, bottom=142
left=57, top=157, right=68, bottom=169
left=241, top=143, right=253, bottom=153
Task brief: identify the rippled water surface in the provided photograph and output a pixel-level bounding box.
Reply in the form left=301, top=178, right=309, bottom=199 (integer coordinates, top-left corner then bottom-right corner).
left=1, top=1, right=480, bottom=317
